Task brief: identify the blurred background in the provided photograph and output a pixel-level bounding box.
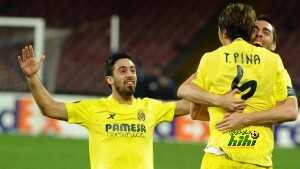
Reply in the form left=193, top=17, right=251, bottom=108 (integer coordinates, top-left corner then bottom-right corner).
left=0, top=0, right=299, bottom=169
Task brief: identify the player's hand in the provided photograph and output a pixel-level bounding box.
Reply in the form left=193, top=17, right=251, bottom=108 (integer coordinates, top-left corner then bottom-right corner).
left=216, top=89, right=246, bottom=112
left=18, top=45, right=46, bottom=78
left=216, top=113, right=248, bottom=132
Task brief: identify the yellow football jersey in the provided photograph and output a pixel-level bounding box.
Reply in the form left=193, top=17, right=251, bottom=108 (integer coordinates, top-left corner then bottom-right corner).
left=66, top=96, right=175, bottom=169
left=193, top=38, right=288, bottom=167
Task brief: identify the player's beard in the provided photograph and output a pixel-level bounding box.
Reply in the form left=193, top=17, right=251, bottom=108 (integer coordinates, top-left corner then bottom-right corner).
left=115, top=81, right=136, bottom=97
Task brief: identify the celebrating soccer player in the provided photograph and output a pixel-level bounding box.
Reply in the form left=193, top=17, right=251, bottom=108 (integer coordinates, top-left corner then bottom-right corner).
left=183, top=15, right=298, bottom=131
left=18, top=47, right=190, bottom=169
left=177, top=3, right=297, bottom=169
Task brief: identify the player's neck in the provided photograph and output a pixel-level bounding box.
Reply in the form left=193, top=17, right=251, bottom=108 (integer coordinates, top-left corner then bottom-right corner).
left=112, top=91, right=134, bottom=104
left=222, top=38, right=232, bottom=45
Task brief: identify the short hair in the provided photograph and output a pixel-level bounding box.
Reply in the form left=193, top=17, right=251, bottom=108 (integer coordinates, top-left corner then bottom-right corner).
left=105, top=52, right=133, bottom=76
left=256, top=14, right=277, bottom=43
left=218, top=3, right=256, bottom=41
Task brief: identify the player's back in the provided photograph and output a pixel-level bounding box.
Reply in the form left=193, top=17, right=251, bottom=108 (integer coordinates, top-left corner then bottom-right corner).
left=194, top=38, right=287, bottom=166
left=203, top=38, right=286, bottom=114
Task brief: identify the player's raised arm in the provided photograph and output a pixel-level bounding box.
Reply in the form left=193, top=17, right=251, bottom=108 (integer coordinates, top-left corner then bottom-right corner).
left=18, top=45, right=67, bottom=121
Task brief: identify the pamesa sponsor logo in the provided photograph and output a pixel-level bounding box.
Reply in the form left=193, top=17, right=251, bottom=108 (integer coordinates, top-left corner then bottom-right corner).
left=105, top=123, right=147, bottom=138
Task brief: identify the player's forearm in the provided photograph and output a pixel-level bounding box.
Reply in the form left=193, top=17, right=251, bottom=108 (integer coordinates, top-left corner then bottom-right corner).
left=243, top=98, right=298, bottom=126
left=190, top=103, right=209, bottom=121
left=26, top=75, right=66, bottom=120
left=177, top=82, right=219, bottom=106
left=174, top=99, right=190, bottom=117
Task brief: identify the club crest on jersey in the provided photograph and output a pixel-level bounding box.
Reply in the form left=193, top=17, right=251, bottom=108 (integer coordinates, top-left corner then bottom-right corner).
left=137, top=111, right=145, bottom=121
left=227, top=129, right=260, bottom=147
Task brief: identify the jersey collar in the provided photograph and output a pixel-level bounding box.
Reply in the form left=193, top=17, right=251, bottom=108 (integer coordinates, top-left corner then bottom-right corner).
left=233, top=37, right=245, bottom=42
left=108, top=95, right=136, bottom=105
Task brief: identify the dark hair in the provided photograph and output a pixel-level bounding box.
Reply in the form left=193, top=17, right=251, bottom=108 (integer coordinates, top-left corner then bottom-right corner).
left=256, top=14, right=277, bottom=43
left=105, top=52, right=133, bottom=76
left=218, top=3, right=256, bottom=41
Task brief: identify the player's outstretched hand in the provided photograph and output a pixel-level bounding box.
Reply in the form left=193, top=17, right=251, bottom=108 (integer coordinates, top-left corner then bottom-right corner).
left=18, top=45, right=45, bottom=78
left=216, top=113, right=247, bottom=132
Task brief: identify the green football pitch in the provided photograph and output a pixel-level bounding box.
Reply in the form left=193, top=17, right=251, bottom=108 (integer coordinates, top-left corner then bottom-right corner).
left=0, top=134, right=299, bottom=169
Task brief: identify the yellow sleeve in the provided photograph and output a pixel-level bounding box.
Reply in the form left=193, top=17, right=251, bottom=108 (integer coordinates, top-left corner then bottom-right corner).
left=192, top=53, right=209, bottom=90
left=66, top=100, right=91, bottom=127
left=275, top=55, right=288, bottom=102
left=147, top=98, right=176, bottom=124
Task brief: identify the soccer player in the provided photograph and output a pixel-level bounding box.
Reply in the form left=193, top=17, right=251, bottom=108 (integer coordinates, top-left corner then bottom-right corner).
left=186, top=15, right=298, bottom=131
left=216, top=15, right=298, bottom=131
left=251, top=15, right=277, bottom=51
left=17, top=47, right=189, bottom=169
left=177, top=3, right=297, bottom=169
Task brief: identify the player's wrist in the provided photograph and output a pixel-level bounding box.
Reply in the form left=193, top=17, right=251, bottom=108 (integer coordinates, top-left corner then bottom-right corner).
left=213, top=95, right=222, bottom=107
left=213, top=95, right=229, bottom=110
left=241, top=114, right=251, bottom=127
left=25, top=74, right=39, bottom=81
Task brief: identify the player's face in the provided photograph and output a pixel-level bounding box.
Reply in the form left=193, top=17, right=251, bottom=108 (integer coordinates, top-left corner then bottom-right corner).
left=251, top=20, right=276, bottom=51
left=111, top=58, right=137, bottom=96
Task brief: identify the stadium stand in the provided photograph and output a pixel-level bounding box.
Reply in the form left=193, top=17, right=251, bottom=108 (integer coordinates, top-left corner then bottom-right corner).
left=0, top=0, right=223, bottom=95
left=1, top=0, right=299, bottom=98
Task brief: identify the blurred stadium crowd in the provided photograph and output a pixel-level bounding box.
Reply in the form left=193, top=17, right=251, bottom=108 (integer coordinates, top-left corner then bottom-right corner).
left=0, top=0, right=299, bottom=101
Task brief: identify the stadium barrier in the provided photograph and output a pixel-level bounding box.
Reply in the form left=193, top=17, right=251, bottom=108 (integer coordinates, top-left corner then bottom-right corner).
left=0, top=92, right=299, bottom=147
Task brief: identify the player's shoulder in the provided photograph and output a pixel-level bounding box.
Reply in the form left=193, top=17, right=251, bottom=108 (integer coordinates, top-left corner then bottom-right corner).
left=204, top=47, right=221, bottom=55
left=255, top=45, right=279, bottom=56
left=141, top=97, right=175, bottom=106
left=140, top=97, right=160, bottom=103
left=198, top=49, right=218, bottom=63
left=205, top=43, right=234, bottom=57
left=139, top=97, right=167, bottom=106
left=255, top=46, right=282, bottom=63
left=76, top=97, right=109, bottom=106
left=199, top=47, right=226, bottom=64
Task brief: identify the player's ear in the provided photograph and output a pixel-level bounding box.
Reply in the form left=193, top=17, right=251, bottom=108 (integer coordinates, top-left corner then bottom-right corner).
left=270, top=42, right=276, bottom=51
left=106, top=76, right=114, bottom=85
left=218, top=27, right=228, bottom=45
left=222, top=29, right=229, bottom=39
